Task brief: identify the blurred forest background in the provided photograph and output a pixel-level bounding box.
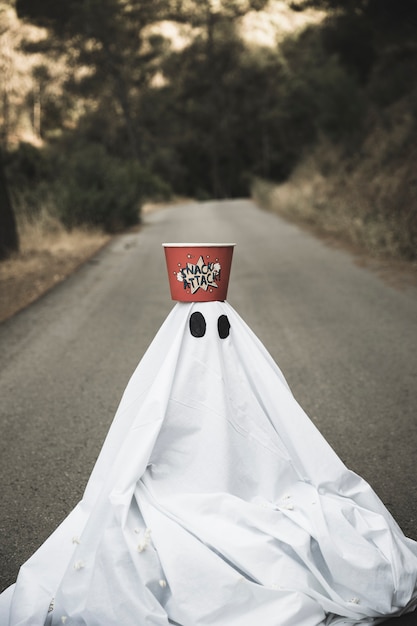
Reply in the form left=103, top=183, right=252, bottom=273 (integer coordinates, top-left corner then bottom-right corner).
left=1, top=0, right=417, bottom=264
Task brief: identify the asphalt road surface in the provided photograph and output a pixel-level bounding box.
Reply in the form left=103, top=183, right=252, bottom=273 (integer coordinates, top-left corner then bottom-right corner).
left=1, top=199, right=416, bottom=624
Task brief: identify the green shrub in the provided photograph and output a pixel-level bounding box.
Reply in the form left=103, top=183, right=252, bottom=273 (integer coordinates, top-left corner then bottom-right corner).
left=5, top=140, right=171, bottom=233
left=51, top=142, right=170, bottom=232
left=5, top=143, right=53, bottom=223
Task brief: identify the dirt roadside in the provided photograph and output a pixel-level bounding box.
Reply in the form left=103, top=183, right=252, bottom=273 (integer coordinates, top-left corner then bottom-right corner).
left=0, top=230, right=112, bottom=323
left=285, top=217, right=417, bottom=293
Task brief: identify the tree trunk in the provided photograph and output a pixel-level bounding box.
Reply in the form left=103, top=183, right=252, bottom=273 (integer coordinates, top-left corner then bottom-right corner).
left=2, top=90, right=10, bottom=149
left=114, top=76, right=139, bottom=161
left=33, top=84, right=42, bottom=139
left=0, top=149, right=19, bottom=260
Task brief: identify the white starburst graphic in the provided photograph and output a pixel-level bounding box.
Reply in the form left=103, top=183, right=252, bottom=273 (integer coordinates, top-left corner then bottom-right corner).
left=176, top=255, right=221, bottom=294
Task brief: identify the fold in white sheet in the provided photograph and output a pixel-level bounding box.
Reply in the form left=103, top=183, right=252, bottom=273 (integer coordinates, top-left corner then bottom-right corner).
left=1, top=302, right=416, bottom=625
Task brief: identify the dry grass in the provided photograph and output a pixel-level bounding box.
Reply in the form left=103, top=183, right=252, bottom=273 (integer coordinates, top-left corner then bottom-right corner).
left=252, top=168, right=417, bottom=290
left=252, top=101, right=417, bottom=265
left=0, top=211, right=110, bottom=322
left=252, top=97, right=417, bottom=294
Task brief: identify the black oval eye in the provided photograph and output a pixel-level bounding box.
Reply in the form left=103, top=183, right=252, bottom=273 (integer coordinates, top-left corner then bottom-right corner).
left=189, top=312, right=206, bottom=338
left=217, top=315, right=230, bottom=339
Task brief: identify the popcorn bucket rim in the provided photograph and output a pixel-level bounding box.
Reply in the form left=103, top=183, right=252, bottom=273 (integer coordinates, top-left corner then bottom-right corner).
left=162, top=242, right=236, bottom=247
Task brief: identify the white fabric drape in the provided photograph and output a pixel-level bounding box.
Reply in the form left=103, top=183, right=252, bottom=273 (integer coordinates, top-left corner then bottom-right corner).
left=1, top=302, right=416, bottom=625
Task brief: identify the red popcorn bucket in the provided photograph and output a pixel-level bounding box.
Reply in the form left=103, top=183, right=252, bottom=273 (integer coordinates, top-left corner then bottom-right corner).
left=163, top=243, right=235, bottom=302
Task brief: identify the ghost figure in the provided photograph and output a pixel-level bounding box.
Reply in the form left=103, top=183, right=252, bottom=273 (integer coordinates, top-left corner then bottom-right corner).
left=1, top=248, right=417, bottom=626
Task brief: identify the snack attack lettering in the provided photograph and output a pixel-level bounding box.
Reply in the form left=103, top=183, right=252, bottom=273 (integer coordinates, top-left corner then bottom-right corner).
left=176, top=255, right=221, bottom=294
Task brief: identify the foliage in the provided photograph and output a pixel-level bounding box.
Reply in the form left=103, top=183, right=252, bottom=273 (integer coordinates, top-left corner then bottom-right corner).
left=253, top=108, right=417, bottom=262
left=51, top=143, right=139, bottom=231
left=1, top=0, right=416, bottom=260
left=291, top=0, right=417, bottom=80
left=139, top=21, right=366, bottom=198
left=5, top=141, right=170, bottom=232
left=3, top=143, right=51, bottom=255
left=10, top=0, right=368, bottom=199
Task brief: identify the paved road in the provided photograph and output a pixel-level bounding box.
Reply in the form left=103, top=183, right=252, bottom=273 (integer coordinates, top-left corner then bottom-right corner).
left=1, top=200, right=416, bottom=623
